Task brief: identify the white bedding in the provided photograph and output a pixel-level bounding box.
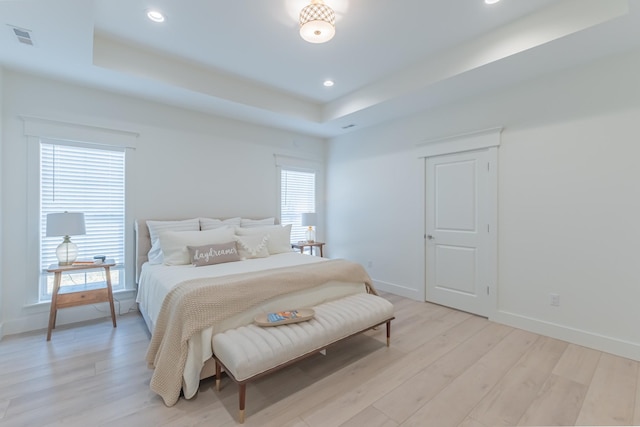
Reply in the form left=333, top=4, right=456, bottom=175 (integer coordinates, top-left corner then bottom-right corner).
left=136, top=252, right=367, bottom=399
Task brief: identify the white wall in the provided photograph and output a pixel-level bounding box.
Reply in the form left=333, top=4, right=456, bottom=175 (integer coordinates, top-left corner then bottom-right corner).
left=1, top=70, right=325, bottom=336
left=326, top=47, right=640, bottom=360
left=0, top=66, right=4, bottom=340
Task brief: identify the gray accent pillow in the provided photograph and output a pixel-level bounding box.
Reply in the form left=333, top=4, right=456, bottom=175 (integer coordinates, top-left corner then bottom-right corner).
left=187, top=242, right=241, bottom=267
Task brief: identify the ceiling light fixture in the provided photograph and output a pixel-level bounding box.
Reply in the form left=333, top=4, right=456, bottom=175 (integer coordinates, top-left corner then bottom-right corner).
left=323, top=80, right=334, bottom=87
left=299, top=0, right=336, bottom=44
left=147, top=10, right=165, bottom=23
left=484, top=0, right=501, bottom=4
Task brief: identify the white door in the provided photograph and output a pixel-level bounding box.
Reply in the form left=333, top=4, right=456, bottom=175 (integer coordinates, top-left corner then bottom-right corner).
left=425, top=149, right=495, bottom=317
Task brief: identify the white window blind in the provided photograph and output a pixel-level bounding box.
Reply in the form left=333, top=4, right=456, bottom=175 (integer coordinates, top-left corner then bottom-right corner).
left=40, top=140, right=125, bottom=299
left=280, top=169, right=316, bottom=243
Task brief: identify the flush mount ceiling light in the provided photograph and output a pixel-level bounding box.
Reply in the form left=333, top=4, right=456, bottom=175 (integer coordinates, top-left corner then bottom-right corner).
left=323, top=80, right=334, bottom=87
left=299, top=0, right=336, bottom=43
left=484, top=0, right=501, bottom=4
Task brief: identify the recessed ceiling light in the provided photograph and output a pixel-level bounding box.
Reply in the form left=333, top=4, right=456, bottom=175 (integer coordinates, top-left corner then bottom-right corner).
left=323, top=80, right=334, bottom=87
left=484, top=0, right=500, bottom=4
left=147, top=10, right=165, bottom=23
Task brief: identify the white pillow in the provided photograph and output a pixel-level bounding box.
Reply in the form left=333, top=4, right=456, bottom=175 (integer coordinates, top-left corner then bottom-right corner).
left=235, top=225, right=292, bottom=254
left=200, top=217, right=241, bottom=231
left=159, top=227, right=235, bottom=265
left=147, top=218, right=200, bottom=264
left=240, top=217, right=275, bottom=228
left=234, top=234, right=270, bottom=259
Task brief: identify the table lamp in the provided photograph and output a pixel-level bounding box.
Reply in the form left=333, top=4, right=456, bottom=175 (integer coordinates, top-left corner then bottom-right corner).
left=301, top=212, right=316, bottom=243
left=46, top=212, right=86, bottom=266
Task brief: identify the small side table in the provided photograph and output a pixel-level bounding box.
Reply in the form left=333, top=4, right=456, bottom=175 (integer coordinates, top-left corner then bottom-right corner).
left=46, top=260, right=117, bottom=341
left=291, top=242, right=325, bottom=257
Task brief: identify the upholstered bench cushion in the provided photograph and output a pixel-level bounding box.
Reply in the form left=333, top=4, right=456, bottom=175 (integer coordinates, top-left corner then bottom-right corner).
left=212, top=293, right=394, bottom=382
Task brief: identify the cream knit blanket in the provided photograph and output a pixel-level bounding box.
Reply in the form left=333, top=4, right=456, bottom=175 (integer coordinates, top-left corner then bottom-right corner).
left=146, top=258, right=375, bottom=406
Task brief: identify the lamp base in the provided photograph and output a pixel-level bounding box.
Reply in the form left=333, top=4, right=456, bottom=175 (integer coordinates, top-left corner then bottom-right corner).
left=305, top=226, right=315, bottom=243
left=56, top=236, right=78, bottom=266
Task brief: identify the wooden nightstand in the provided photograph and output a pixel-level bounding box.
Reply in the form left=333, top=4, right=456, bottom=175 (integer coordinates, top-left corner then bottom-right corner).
left=291, top=242, right=325, bottom=257
left=46, top=260, right=117, bottom=341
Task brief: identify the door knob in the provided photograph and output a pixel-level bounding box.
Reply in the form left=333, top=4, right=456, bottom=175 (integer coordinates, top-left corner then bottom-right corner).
left=427, top=235, right=434, bottom=240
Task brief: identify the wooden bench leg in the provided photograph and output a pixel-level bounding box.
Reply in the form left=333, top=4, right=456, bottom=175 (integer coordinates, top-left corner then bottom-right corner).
left=239, top=383, right=246, bottom=423
left=386, top=320, right=391, bottom=347
left=215, top=360, right=222, bottom=391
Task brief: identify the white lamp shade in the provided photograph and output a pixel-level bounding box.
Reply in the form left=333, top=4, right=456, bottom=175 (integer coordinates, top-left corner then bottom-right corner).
left=300, top=212, right=317, bottom=227
left=46, top=212, right=86, bottom=237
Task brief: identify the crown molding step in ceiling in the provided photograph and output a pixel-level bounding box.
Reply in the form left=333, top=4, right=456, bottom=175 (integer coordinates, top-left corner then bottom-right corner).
left=1, top=0, right=639, bottom=137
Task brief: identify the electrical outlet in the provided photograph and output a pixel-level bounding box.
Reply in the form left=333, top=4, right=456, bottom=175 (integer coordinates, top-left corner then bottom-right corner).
left=550, top=293, right=560, bottom=307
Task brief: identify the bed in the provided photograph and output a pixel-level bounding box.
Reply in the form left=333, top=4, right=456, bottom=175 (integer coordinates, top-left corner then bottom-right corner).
left=134, top=218, right=375, bottom=406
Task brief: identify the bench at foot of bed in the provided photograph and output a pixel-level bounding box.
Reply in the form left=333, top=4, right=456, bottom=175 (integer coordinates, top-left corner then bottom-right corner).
left=212, top=292, right=395, bottom=423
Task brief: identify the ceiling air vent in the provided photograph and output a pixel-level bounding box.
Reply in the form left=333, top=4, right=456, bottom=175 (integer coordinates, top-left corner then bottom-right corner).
left=10, top=26, right=34, bottom=46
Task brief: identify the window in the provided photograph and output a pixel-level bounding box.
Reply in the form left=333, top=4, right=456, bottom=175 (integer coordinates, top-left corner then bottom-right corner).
left=280, top=168, right=316, bottom=243
left=39, top=140, right=125, bottom=300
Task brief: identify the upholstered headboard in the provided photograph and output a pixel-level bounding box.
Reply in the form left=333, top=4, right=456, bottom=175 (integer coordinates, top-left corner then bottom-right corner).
left=134, top=219, right=152, bottom=283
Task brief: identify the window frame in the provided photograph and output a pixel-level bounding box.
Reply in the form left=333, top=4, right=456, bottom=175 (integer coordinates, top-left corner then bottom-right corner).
left=280, top=167, right=316, bottom=243
left=39, top=140, right=126, bottom=300
left=275, top=154, right=323, bottom=244
left=24, top=117, right=137, bottom=305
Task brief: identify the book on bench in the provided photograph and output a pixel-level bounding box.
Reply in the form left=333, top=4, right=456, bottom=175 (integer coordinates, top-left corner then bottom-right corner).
left=267, top=310, right=298, bottom=323
left=255, top=308, right=315, bottom=327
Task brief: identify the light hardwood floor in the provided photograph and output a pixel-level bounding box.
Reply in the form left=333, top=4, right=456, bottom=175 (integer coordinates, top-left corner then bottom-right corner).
left=1, top=293, right=639, bottom=426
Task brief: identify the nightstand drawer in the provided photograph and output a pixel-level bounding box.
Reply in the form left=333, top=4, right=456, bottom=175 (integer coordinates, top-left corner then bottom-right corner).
left=55, top=288, right=109, bottom=308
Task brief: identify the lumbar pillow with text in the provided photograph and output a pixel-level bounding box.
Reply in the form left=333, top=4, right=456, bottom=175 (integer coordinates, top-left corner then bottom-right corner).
left=235, top=224, right=292, bottom=254
left=187, top=241, right=241, bottom=267
left=146, top=218, right=200, bottom=264
left=159, top=227, right=235, bottom=265
left=234, top=234, right=270, bottom=259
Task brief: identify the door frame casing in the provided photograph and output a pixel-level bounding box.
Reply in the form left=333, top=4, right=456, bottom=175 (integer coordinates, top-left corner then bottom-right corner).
left=417, top=128, right=501, bottom=318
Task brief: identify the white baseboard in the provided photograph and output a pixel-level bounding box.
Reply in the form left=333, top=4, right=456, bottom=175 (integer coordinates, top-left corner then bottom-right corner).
left=3, top=292, right=138, bottom=337
left=492, top=310, right=640, bottom=362
left=373, top=279, right=422, bottom=301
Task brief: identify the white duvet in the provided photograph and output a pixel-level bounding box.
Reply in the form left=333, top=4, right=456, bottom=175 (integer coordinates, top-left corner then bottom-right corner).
left=136, top=252, right=367, bottom=399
